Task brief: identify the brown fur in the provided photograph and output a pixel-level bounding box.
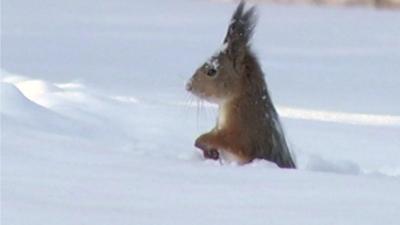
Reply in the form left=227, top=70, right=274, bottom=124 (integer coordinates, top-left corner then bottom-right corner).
left=186, top=1, right=296, bottom=168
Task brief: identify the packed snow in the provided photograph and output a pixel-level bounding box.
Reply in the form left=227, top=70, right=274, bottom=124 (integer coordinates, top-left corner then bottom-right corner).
left=2, top=0, right=400, bottom=224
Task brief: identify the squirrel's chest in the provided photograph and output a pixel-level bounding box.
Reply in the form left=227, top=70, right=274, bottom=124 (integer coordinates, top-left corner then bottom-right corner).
left=217, top=105, right=229, bottom=130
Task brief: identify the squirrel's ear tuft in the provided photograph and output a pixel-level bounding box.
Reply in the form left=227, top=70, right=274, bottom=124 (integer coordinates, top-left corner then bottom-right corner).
left=223, top=1, right=257, bottom=60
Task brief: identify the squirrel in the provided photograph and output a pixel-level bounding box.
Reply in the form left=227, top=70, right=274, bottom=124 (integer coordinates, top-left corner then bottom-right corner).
left=186, top=1, right=296, bottom=168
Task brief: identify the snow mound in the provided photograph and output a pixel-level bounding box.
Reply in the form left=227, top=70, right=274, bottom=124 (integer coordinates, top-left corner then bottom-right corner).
left=1, top=82, right=91, bottom=137
left=1, top=82, right=38, bottom=114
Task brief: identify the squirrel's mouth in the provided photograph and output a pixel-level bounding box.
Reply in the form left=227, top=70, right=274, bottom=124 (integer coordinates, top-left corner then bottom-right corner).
left=185, top=79, right=223, bottom=104
left=194, top=92, right=223, bottom=105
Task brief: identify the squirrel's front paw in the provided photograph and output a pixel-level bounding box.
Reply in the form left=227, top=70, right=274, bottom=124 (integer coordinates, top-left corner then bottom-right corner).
left=203, top=149, right=219, bottom=160
left=195, top=134, right=219, bottom=160
left=195, top=135, right=209, bottom=151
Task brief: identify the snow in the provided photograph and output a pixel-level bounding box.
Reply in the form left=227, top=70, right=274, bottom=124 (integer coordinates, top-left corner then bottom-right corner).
left=2, top=0, right=400, bottom=224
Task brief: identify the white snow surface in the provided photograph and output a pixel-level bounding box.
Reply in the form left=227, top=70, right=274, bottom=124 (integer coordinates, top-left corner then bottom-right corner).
left=2, top=0, right=400, bottom=224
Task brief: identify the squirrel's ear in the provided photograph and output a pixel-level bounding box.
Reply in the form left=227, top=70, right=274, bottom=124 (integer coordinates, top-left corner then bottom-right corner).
left=223, top=1, right=257, bottom=65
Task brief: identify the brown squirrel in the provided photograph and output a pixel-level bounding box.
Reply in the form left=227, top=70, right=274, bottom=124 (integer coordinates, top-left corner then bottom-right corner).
left=186, top=1, right=296, bottom=168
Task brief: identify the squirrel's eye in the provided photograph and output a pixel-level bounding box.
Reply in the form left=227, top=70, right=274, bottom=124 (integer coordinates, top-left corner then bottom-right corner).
left=206, top=68, right=217, bottom=77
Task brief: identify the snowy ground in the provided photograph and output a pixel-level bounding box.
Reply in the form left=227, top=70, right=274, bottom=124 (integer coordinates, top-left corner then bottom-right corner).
left=2, top=0, right=400, bottom=224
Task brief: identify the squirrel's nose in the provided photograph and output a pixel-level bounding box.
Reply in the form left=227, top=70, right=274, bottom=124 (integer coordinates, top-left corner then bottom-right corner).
left=185, top=80, right=193, bottom=92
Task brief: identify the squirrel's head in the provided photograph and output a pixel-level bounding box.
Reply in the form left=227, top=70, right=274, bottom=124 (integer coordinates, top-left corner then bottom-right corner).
left=186, top=1, right=258, bottom=104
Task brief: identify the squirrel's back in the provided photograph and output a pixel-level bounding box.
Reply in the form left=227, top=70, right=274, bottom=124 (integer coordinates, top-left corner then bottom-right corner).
left=224, top=53, right=296, bottom=168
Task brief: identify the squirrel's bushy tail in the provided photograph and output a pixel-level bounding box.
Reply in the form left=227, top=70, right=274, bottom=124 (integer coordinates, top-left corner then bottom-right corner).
left=268, top=107, right=296, bottom=168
